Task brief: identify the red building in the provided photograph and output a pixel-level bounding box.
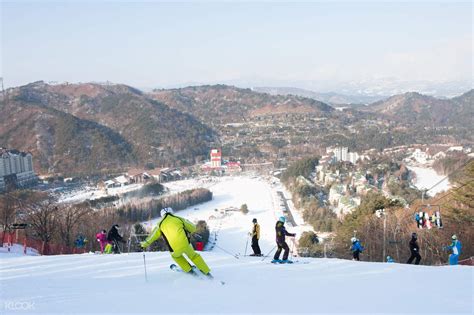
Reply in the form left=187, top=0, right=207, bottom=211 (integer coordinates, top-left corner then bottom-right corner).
left=210, top=149, right=222, bottom=168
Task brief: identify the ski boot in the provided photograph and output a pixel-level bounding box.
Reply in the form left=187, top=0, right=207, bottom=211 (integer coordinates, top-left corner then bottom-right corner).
left=280, top=259, right=293, bottom=264
left=271, top=259, right=282, bottom=264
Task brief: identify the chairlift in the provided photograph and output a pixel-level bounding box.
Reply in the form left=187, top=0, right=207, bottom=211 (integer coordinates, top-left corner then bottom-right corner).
left=414, top=204, right=443, bottom=229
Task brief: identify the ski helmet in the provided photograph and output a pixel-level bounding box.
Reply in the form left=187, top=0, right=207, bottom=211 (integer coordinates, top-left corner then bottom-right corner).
left=252, top=218, right=257, bottom=223
left=160, top=207, right=174, bottom=217
left=451, top=234, right=457, bottom=240
left=351, top=237, right=357, bottom=243
left=279, top=216, right=286, bottom=223
left=411, top=232, right=417, bottom=239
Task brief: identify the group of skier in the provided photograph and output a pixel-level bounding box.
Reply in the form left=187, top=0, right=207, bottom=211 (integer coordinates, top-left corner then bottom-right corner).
left=246, top=216, right=297, bottom=263
left=95, top=207, right=462, bottom=279
left=95, top=225, right=126, bottom=254
left=351, top=232, right=462, bottom=265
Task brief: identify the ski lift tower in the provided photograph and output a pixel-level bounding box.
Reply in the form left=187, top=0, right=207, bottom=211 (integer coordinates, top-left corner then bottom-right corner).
left=375, top=208, right=386, bottom=261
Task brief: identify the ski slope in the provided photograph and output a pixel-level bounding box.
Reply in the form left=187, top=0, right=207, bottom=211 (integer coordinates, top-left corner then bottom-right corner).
left=407, top=166, right=451, bottom=197
left=1, top=176, right=473, bottom=314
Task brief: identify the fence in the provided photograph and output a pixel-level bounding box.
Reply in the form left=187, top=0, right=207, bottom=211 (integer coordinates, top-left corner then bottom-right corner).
left=0, top=232, right=87, bottom=255
left=459, top=257, right=473, bottom=266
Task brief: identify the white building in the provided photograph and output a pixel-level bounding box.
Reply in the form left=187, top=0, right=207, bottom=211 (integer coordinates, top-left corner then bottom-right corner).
left=0, top=148, right=37, bottom=190
left=334, top=147, right=348, bottom=162
left=348, top=152, right=359, bottom=164
left=411, top=148, right=429, bottom=163
left=334, top=147, right=359, bottom=164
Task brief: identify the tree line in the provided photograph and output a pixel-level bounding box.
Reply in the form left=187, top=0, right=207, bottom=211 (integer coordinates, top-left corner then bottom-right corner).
left=0, top=187, right=213, bottom=254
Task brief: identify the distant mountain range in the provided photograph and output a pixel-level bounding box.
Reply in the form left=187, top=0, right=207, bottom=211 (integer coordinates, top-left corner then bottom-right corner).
left=252, top=87, right=385, bottom=105
left=1, top=81, right=472, bottom=175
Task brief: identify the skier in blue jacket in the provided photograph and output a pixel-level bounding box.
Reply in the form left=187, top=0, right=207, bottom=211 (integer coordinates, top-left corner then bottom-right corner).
left=444, top=234, right=462, bottom=265
left=351, top=237, right=364, bottom=261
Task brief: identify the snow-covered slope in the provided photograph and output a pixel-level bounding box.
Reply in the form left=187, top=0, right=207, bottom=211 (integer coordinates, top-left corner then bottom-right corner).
left=1, top=252, right=472, bottom=314
left=407, top=166, right=451, bottom=197
left=1, top=176, right=472, bottom=314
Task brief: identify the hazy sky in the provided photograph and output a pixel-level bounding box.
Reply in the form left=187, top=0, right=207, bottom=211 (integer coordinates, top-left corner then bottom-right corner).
left=1, top=1, right=472, bottom=90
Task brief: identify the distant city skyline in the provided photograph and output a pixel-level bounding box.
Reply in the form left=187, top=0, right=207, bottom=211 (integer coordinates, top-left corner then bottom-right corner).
left=2, top=1, right=472, bottom=96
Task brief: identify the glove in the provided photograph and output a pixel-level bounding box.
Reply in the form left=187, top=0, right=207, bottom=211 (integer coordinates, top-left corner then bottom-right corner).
left=140, top=241, right=148, bottom=249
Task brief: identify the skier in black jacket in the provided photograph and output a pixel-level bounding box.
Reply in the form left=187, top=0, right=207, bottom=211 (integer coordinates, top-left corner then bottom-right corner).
left=406, top=232, right=421, bottom=265
left=272, top=216, right=296, bottom=263
left=107, top=224, right=125, bottom=254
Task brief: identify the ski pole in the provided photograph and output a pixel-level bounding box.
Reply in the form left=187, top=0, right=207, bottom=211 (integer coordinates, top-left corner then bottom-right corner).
left=142, top=250, right=148, bottom=282
left=244, top=234, right=249, bottom=257
left=214, top=244, right=240, bottom=259
left=194, top=234, right=239, bottom=259
left=261, top=245, right=277, bottom=261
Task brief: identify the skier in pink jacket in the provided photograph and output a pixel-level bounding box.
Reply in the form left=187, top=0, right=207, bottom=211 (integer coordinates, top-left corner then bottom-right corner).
left=96, top=230, right=108, bottom=253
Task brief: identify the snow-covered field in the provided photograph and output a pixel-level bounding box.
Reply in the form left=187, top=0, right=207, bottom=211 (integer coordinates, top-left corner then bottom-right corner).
left=1, top=176, right=472, bottom=315
left=57, top=183, right=144, bottom=204
left=407, top=166, right=451, bottom=197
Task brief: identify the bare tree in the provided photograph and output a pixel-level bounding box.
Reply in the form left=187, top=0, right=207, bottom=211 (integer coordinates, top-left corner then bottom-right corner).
left=57, top=204, right=93, bottom=248
left=26, top=194, right=60, bottom=254
left=0, top=193, right=17, bottom=246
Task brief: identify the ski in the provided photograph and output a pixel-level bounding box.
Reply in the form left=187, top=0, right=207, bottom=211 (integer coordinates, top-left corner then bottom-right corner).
left=270, top=260, right=309, bottom=265
left=170, top=264, right=225, bottom=285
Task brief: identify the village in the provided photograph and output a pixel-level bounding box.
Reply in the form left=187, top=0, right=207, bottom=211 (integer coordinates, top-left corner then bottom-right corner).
left=1, top=143, right=472, bottom=218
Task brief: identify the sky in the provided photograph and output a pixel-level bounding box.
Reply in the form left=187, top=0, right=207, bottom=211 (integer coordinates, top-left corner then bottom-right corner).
left=1, top=1, right=472, bottom=93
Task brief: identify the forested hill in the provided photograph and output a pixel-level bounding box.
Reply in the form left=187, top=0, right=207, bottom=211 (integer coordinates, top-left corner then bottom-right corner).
left=149, top=84, right=335, bottom=125
left=364, top=90, right=474, bottom=126
left=1, top=82, right=217, bottom=174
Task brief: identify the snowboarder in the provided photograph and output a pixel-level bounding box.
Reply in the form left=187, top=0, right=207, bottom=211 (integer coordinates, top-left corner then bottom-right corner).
left=107, top=224, right=125, bottom=254
left=406, top=232, right=421, bottom=265
left=272, top=216, right=296, bottom=263
left=350, top=237, right=364, bottom=261
left=96, top=230, right=108, bottom=253
left=386, top=255, right=395, bottom=263
left=444, top=234, right=462, bottom=265
left=140, top=208, right=211, bottom=276
left=249, top=218, right=262, bottom=256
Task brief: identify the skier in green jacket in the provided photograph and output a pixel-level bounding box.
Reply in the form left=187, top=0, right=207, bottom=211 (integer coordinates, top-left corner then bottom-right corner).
left=140, top=207, right=211, bottom=275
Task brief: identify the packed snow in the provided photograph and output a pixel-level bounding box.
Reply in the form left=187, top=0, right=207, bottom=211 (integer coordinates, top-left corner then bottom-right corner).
left=407, top=166, right=451, bottom=197
left=1, top=176, right=472, bottom=315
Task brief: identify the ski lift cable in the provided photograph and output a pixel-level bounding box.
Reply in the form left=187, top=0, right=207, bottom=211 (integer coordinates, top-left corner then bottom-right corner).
left=424, top=159, right=473, bottom=195
left=430, top=179, right=474, bottom=204
left=405, top=158, right=473, bottom=206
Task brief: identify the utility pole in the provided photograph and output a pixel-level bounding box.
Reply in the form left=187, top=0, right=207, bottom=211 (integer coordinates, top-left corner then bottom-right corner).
left=383, top=213, right=387, bottom=261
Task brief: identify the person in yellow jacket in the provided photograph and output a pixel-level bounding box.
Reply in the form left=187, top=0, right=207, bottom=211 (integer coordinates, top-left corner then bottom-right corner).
left=250, top=218, right=262, bottom=256
left=140, top=207, right=211, bottom=275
